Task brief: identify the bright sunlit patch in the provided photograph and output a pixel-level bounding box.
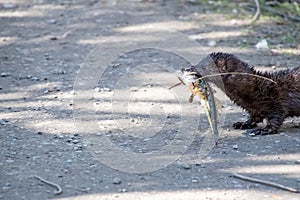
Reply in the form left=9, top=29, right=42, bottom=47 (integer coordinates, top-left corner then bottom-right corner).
left=0, top=36, right=18, bottom=46
left=116, top=21, right=201, bottom=32
left=189, top=30, right=247, bottom=40
left=55, top=189, right=294, bottom=200
left=221, top=164, right=300, bottom=175
left=0, top=10, right=43, bottom=17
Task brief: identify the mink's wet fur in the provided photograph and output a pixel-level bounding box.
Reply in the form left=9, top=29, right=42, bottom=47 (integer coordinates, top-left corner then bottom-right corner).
left=195, top=52, right=300, bottom=135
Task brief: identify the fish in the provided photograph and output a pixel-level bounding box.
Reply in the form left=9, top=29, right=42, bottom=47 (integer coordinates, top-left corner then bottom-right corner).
left=170, top=66, right=219, bottom=144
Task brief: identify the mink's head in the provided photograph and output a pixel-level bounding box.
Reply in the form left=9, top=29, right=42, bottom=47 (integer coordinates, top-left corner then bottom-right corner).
left=196, top=52, right=253, bottom=74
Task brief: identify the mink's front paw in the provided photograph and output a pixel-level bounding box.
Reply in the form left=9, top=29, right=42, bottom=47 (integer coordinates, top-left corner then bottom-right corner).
left=233, top=121, right=256, bottom=129
left=248, top=127, right=278, bottom=136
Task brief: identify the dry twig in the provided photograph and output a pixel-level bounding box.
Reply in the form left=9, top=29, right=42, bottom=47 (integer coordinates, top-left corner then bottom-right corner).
left=34, top=175, right=63, bottom=195
left=250, top=0, right=261, bottom=23
left=232, top=173, right=298, bottom=193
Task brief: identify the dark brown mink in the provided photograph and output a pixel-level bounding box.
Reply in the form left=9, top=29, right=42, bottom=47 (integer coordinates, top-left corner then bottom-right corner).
left=194, top=52, right=300, bottom=135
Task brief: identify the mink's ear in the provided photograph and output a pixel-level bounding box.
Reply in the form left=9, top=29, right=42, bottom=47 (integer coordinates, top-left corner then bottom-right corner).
left=216, top=58, right=226, bottom=71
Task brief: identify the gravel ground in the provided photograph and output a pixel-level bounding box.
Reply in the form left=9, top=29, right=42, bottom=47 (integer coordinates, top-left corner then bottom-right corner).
left=0, top=0, right=299, bottom=199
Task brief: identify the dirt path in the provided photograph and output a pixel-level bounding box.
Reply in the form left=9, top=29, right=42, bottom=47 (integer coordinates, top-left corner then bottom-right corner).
left=0, top=0, right=299, bottom=199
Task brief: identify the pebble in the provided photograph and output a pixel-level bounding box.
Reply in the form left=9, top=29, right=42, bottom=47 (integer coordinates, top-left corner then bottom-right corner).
left=111, top=63, right=121, bottom=68
left=195, top=163, right=205, bottom=168
left=113, top=178, right=122, bottom=184
left=50, top=37, right=58, bottom=41
left=181, top=163, right=191, bottom=169
left=47, top=19, right=57, bottom=24
left=2, top=3, right=17, bottom=9
left=119, top=188, right=127, bottom=192
left=94, top=87, right=101, bottom=92
left=2, top=186, right=9, bottom=192
left=130, top=87, right=138, bottom=92
left=103, top=87, right=111, bottom=92
left=0, top=72, right=10, bottom=77
left=255, top=39, right=269, bottom=50
left=232, top=8, right=238, bottom=14
left=52, top=69, right=66, bottom=74
left=232, top=145, right=238, bottom=150
left=30, top=77, right=39, bottom=81
left=78, top=187, right=90, bottom=192
left=0, top=119, right=8, bottom=125
left=191, top=178, right=198, bottom=183
left=207, top=40, right=217, bottom=47
left=72, top=139, right=80, bottom=144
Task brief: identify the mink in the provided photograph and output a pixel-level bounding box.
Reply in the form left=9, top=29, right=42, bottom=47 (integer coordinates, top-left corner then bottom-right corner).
left=193, top=52, right=300, bottom=135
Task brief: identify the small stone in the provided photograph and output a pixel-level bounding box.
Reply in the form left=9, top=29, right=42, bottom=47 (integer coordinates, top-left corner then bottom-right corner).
left=181, top=163, right=191, bottom=169
left=232, top=8, right=238, bottom=14
left=0, top=119, right=8, bottom=125
left=130, top=87, right=138, bottom=92
left=70, top=90, right=75, bottom=95
left=232, top=145, right=238, bottom=150
left=120, top=188, right=127, bottom=192
left=230, top=19, right=237, bottom=25
left=191, top=178, right=198, bottom=183
left=0, top=72, right=10, bottom=77
left=50, top=37, right=58, bottom=40
left=195, top=163, right=205, bottom=168
left=94, top=87, right=101, bottom=92
left=255, top=39, right=269, bottom=50
left=103, top=87, right=111, bottom=92
left=78, top=187, right=90, bottom=192
left=47, top=19, right=57, bottom=24
left=113, top=178, right=122, bottom=184
left=112, top=63, right=121, bottom=68
left=30, top=77, right=39, bottom=81
left=36, top=131, right=43, bottom=135
left=72, top=139, right=79, bottom=144
left=2, top=186, right=9, bottom=192
left=2, top=3, right=17, bottom=9
left=207, top=40, right=217, bottom=47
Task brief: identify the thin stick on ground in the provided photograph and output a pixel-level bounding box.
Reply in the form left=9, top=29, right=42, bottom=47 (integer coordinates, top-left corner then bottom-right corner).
left=250, top=0, right=260, bottom=23
left=34, top=175, right=63, bottom=195
left=232, top=173, right=298, bottom=193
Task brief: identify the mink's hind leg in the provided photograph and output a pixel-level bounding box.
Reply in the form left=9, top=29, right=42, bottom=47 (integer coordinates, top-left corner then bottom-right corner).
left=249, top=113, right=285, bottom=136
